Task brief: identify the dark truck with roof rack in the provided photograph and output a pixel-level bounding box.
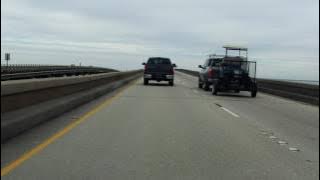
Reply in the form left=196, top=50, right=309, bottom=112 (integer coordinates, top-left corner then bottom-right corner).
left=142, top=57, right=176, bottom=86
left=198, top=46, right=258, bottom=97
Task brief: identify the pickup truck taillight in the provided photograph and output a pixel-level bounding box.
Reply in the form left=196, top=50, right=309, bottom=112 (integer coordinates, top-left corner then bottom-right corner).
left=208, top=68, right=214, bottom=78
left=144, top=64, right=147, bottom=71
left=170, top=67, right=174, bottom=75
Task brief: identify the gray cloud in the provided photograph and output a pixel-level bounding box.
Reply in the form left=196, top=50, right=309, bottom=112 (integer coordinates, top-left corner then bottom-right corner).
left=1, top=0, right=319, bottom=80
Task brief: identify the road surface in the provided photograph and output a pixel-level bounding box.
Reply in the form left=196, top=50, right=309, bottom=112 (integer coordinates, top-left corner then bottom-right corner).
left=1, top=72, right=319, bottom=179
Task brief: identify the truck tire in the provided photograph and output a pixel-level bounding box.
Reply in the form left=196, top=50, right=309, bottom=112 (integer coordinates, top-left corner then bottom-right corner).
left=204, top=82, right=210, bottom=91
left=144, top=79, right=148, bottom=85
left=169, top=80, right=174, bottom=86
left=198, top=80, right=203, bottom=89
left=251, top=83, right=257, bottom=97
left=212, top=83, right=219, bottom=95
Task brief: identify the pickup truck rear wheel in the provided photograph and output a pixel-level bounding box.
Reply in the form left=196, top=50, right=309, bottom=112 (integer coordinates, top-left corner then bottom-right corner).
left=204, top=82, right=210, bottom=91
left=169, top=80, right=174, bottom=86
left=144, top=79, right=148, bottom=85
left=212, top=83, right=219, bottom=95
left=198, top=81, right=203, bottom=88
left=251, top=89, right=257, bottom=97
left=198, top=77, right=203, bottom=89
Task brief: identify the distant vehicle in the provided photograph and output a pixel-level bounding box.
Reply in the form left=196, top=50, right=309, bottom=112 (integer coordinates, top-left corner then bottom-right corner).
left=142, top=57, right=176, bottom=86
left=198, top=46, right=258, bottom=97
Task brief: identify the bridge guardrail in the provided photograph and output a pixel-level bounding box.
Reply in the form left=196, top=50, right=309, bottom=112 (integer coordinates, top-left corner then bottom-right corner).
left=1, top=64, right=118, bottom=81
left=1, top=64, right=117, bottom=74
left=1, top=70, right=143, bottom=142
left=176, top=69, right=319, bottom=105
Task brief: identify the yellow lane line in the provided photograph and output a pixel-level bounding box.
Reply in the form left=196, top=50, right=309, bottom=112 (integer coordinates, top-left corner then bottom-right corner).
left=1, top=79, right=139, bottom=176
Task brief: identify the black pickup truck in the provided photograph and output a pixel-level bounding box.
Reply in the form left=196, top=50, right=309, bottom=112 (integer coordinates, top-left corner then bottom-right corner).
left=142, top=57, right=176, bottom=86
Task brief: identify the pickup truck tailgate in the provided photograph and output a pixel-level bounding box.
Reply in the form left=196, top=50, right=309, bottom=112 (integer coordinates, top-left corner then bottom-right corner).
left=145, top=64, right=172, bottom=74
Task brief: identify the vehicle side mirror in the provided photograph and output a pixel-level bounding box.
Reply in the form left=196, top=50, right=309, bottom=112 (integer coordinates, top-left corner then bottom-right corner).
left=172, top=64, right=177, bottom=67
left=142, top=62, right=146, bottom=65
left=198, top=65, right=203, bottom=69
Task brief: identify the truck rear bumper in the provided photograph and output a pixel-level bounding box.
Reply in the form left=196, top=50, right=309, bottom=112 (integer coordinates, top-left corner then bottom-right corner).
left=144, top=74, right=174, bottom=81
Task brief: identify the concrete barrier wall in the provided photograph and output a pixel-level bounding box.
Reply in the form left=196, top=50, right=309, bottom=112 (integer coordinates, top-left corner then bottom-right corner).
left=1, top=71, right=141, bottom=113
left=1, top=70, right=142, bottom=142
left=2, top=71, right=136, bottom=96
left=256, top=79, right=319, bottom=105
left=176, top=69, right=319, bottom=105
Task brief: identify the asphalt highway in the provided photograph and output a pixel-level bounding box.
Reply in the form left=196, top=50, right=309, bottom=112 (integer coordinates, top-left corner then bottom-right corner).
left=1, top=72, right=319, bottom=180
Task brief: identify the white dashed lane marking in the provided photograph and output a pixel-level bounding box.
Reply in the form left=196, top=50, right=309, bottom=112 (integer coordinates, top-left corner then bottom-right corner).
left=269, top=136, right=278, bottom=140
left=214, top=103, right=240, bottom=118
left=289, top=147, right=300, bottom=152
left=221, top=107, right=240, bottom=118
left=278, top=141, right=288, bottom=145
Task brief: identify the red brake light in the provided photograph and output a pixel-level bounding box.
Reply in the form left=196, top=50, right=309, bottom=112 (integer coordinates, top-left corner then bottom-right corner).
left=208, top=68, right=214, bottom=78
left=144, top=64, right=147, bottom=71
left=170, top=67, right=174, bottom=74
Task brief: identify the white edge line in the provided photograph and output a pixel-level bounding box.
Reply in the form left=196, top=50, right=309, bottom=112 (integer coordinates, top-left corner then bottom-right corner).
left=221, top=107, right=240, bottom=118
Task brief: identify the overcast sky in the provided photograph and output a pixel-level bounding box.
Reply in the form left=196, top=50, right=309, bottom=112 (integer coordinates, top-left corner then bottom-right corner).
left=1, top=0, right=319, bottom=80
